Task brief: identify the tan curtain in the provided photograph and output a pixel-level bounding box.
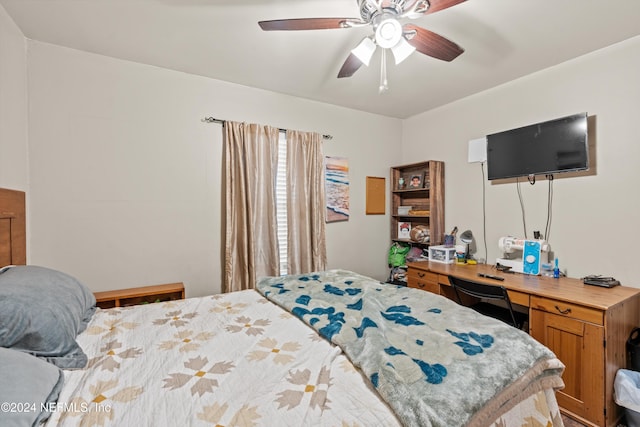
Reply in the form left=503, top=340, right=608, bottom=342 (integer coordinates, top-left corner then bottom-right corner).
left=224, top=121, right=280, bottom=292
left=286, top=130, right=327, bottom=274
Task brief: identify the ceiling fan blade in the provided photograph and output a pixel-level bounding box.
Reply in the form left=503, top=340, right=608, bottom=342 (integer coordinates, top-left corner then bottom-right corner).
left=404, top=24, right=464, bottom=62
left=337, top=53, right=365, bottom=78
left=423, top=0, right=467, bottom=15
left=259, top=18, right=361, bottom=31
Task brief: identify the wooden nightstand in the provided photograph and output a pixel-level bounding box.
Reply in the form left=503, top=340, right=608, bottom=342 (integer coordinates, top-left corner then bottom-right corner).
left=94, top=282, right=185, bottom=309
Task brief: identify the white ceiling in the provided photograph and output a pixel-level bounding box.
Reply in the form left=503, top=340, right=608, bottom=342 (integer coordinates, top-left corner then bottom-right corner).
left=2, top=0, right=640, bottom=119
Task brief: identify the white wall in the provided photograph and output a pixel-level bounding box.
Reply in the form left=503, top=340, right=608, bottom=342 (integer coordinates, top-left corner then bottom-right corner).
left=26, top=41, right=402, bottom=296
left=17, top=7, right=639, bottom=292
left=403, top=36, right=640, bottom=286
left=0, top=4, right=28, bottom=191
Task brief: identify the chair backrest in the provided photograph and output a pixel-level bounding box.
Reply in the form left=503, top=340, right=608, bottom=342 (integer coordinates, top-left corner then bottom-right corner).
left=448, top=275, right=520, bottom=328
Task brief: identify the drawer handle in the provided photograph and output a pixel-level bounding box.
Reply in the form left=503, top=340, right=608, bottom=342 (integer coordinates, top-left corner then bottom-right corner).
left=418, top=272, right=425, bottom=278
left=418, top=283, right=425, bottom=288
left=554, top=305, right=572, bottom=315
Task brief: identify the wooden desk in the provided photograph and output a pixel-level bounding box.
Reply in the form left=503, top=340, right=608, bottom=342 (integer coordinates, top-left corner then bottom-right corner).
left=407, top=261, right=640, bottom=427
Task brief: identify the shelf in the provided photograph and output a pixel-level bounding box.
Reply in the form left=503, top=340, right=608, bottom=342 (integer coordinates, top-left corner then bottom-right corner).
left=392, top=188, right=429, bottom=194
left=390, top=160, right=444, bottom=246
left=393, top=238, right=430, bottom=245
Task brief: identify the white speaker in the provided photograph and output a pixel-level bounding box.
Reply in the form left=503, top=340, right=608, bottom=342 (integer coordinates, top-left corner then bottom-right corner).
left=468, top=137, right=487, bottom=163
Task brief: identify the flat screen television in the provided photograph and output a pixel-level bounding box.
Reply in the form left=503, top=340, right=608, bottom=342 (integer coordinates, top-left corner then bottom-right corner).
left=486, top=112, right=589, bottom=180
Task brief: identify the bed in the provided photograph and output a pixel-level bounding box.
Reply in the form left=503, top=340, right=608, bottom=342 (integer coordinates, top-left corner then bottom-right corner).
left=0, top=187, right=565, bottom=426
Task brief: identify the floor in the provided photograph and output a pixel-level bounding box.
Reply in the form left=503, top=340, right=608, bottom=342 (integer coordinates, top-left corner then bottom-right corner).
left=562, top=415, right=587, bottom=427
left=562, top=413, right=628, bottom=427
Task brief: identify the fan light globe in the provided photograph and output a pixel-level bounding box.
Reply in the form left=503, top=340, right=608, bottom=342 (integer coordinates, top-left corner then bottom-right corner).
left=391, top=37, right=416, bottom=64
left=351, top=37, right=377, bottom=66
left=375, top=18, right=402, bottom=49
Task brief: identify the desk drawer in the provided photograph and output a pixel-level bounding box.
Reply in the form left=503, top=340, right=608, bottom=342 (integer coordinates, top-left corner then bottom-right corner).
left=407, top=269, right=437, bottom=283
left=530, top=296, right=603, bottom=325
left=407, top=269, right=439, bottom=294
left=408, top=279, right=440, bottom=294
left=508, top=291, right=530, bottom=308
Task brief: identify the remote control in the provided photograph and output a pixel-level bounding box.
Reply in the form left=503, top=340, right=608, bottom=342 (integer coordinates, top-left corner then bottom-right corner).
left=478, top=273, right=505, bottom=281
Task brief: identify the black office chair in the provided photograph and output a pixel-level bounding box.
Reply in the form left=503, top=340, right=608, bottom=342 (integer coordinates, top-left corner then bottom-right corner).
left=448, top=275, right=528, bottom=330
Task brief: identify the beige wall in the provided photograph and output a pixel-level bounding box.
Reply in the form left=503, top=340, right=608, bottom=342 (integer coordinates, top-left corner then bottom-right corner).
left=25, top=41, right=401, bottom=296
left=6, top=1, right=640, bottom=292
left=403, top=35, right=640, bottom=286
left=0, top=5, right=28, bottom=191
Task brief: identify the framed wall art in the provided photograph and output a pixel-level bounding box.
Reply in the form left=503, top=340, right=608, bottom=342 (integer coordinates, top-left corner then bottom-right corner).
left=325, top=156, right=350, bottom=222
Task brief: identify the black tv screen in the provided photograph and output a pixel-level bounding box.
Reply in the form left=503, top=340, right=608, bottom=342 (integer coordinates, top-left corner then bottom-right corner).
left=486, top=113, right=589, bottom=180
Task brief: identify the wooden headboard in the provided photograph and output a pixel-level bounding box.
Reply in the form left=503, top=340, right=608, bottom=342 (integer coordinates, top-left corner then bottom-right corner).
left=0, top=188, right=26, bottom=266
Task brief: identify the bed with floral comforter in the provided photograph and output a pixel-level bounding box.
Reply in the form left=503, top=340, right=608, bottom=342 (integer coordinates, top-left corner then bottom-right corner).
left=44, top=270, right=565, bottom=427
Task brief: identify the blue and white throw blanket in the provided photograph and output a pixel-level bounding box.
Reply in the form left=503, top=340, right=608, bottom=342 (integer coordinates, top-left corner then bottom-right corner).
left=257, top=269, right=564, bottom=427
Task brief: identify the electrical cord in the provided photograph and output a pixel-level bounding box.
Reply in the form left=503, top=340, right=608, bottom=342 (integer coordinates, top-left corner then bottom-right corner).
left=481, top=162, right=488, bottom=263
left=544, top=174, right=554, bottom=242
left=516, top=177, right=528, bottom=239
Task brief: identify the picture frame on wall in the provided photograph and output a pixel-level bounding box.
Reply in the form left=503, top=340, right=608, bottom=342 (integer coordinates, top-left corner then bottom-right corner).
left=325, top=156, right=350, bottom=222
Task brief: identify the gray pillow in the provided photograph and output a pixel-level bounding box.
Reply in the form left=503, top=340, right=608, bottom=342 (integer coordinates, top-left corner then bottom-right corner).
left=0, top=347, right=64, bottom=427
left=0, top=265, right=96, bottom=368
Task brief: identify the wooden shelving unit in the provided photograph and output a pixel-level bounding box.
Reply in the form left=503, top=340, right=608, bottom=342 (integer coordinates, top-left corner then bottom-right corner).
left=94, top=282, right=185, bottom=309
left=390, top=160, right=445, bottom=246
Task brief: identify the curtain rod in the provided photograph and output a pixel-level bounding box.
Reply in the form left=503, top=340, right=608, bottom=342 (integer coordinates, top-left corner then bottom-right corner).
left=202, top=117, right=333, bottom=140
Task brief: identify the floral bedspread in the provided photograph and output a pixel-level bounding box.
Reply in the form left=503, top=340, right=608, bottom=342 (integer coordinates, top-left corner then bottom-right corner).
left=44, top=270, right=564, bottom=427
left=46, top=289, right=400, bottom=427
left=257, top=270, right=565, bottom=427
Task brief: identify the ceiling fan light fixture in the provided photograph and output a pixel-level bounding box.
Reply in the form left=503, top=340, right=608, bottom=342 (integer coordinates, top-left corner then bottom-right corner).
left=391, top=37, right=416, bottom=64
left=351, top=37, right=377, bottom=66
left=375, top=17, right=402, bottom=49
left=259, top=0, right=465, bottom=84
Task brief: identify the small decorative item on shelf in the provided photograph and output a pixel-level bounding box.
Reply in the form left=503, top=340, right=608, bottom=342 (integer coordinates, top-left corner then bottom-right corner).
left=397, top=177, right=406, bottom=190
left=408, top=174, right=422, bottom=188
left=398, top=206, right=411, bottom=215
left=422, top=171, right=430, bottom=189
left=410, top=225, right=430, bottom=243
left=398, top=222, right=411, bottom=239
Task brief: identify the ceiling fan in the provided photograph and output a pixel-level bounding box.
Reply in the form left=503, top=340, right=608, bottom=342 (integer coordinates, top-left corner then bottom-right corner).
left=258, top=0, right=466, bottom=89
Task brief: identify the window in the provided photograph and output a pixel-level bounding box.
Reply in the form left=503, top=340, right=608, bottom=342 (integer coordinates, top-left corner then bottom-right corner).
left=275, top=131, right=288, bottom=275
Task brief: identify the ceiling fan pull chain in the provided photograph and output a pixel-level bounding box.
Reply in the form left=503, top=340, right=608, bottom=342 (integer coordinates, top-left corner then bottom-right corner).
left=379, top=49, right=389, bottom=93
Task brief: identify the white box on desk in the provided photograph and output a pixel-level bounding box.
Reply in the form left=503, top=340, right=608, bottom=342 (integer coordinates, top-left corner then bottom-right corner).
left=428, top=245, right=455, bottom=264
